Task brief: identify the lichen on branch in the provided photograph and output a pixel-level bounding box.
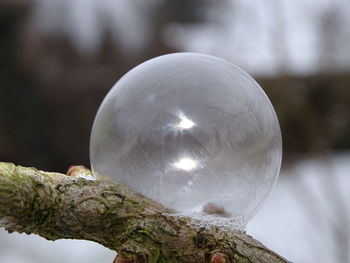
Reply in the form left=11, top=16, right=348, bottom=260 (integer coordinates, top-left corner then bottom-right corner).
left=0, top=162, right=289, bottom=263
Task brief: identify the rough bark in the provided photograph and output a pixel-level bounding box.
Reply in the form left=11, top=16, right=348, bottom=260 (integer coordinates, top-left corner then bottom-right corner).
left=0, top=162, right=290, bottom=263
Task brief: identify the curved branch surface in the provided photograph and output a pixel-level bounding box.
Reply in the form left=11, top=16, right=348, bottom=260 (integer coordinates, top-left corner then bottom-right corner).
left=0, top=162, right=290, bottom=263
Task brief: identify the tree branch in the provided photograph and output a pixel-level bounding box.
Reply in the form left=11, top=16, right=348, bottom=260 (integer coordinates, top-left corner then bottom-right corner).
left=0, top=162, right=290, bottom=263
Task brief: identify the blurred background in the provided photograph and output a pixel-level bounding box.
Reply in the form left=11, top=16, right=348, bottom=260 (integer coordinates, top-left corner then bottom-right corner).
left=0, top=0, right=349, bottom=262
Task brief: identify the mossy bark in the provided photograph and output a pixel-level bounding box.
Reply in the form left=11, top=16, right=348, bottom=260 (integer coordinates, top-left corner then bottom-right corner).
left=0, top=162, right=290, bottom=263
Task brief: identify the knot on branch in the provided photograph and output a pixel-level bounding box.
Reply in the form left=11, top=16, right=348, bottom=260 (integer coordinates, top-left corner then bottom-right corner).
left=210, top=252, right=229, bottom=263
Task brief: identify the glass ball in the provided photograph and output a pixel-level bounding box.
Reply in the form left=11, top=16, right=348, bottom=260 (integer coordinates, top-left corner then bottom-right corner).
left=90, top=53, right=282, bottom=225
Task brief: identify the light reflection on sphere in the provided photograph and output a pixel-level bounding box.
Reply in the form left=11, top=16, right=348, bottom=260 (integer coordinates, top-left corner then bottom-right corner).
left=90, top=53, right=282, bottom=224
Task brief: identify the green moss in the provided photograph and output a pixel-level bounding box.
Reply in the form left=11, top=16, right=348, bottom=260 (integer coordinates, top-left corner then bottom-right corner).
left=150, top=247, right=160, bottom=263
left=234, top=253, right=251, bottom=263
left=33, top=181, right=44, bottom=187
left=192, top=233, right=207, bottom=248
left=119, top=251, right=135, bottom=260
left=126, top=199, right=139, bottom=206
left=10, top=172, right=28, bottom=185
left=73, top=178, right=93, bottom=186
left=137, top=228, right=152, bottom=237
left=43, top=231, right=58, bottom=241
left=170, top=248, right=183, bottom=257
left=157, top=250, right=175, bottom=263
left=133, top=228, right=155, bottom=242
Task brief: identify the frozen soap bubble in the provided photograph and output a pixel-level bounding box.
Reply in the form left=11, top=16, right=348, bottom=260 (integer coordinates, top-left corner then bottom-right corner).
left=90, top=53, right=282, bottom=229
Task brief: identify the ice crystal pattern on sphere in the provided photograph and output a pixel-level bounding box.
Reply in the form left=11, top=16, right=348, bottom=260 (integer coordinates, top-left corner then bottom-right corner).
left=90, top=53, right=282, bottom=228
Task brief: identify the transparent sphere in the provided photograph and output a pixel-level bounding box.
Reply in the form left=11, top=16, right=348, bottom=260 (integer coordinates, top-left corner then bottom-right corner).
left=90, top=53, right=282, bottom=224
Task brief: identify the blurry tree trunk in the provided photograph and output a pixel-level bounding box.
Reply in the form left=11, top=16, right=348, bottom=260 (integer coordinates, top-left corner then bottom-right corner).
left=0, top=162, right=290, bottom=263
